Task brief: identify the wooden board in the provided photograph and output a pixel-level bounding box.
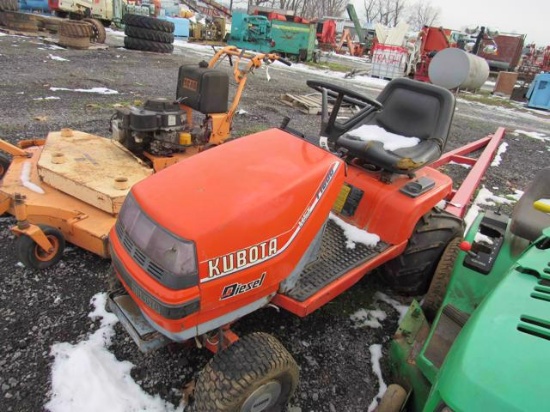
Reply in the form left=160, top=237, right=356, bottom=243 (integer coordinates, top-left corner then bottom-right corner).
left=37, top=130, right=153, bottom=214
left=280, top=93, right=362, bottom=117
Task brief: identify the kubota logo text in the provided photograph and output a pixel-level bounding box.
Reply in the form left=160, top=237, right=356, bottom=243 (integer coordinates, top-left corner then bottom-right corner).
left=220, top=273, right=266, bottom=300
left=208, top=239, right=278, bottom=278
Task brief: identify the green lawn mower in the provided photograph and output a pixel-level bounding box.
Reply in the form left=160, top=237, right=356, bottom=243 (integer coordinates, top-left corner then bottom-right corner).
left=380, top=166, right=550, bottom=412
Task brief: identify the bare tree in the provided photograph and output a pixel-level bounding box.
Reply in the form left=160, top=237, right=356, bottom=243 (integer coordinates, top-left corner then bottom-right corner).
left=363, top=0, right=407, bottom=26
left=407, top=1, right=440, bottom=30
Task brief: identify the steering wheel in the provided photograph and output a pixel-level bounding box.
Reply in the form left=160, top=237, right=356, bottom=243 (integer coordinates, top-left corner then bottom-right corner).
left=306, top=80, right=384, bottom=110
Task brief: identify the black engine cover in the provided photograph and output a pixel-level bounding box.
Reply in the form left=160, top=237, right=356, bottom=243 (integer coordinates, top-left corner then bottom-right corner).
left=127, top=99, right=184, bottom=131
left=176, top=64, right=229, bottom=114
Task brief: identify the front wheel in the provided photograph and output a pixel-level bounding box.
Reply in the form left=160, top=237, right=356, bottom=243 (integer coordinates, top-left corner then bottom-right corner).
left=16, top=225, right=65, bottom=269
left=193, top=332, right=299, bottom=412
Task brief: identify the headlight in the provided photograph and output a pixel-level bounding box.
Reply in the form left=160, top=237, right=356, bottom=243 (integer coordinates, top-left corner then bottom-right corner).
left=118, top=194, right=198, bottom=288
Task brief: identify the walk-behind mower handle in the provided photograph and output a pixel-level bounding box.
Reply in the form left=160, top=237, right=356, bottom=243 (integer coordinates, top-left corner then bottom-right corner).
left=277, top=57, right=292, bottom=66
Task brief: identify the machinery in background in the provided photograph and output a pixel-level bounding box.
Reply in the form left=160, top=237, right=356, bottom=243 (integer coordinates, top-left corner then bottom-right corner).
left=228, top=10, right=316, bottom=61
left=410, top=26, right=453, bottom=82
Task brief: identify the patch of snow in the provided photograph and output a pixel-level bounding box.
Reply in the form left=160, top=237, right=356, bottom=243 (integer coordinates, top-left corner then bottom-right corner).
left=350, top=308, right=387, bottom=328
left=474, top=233, right=494, bottom=245
left=33, top=96, right=61, bottom=101
left=329, top=212, right=380, bottom=249
left=50, top=87, right=119, bottom=95
left=48, top=54, right=69, bottom=62
left=491, top=142, right=508, bottom=167
left=16, top=262, right=24, bottom=267
left=347, top=125, right=420, bottom=151
left=45, top=293, right=183, bottom=412
left=20, top=162, right=45, bottom=194
left=449, top=160, right=472, bottom=169
left=0, top=32, right=7, bottom=37
left=464, top=187, right=517, bottom=232
left=374, top=292, right=408, bottom=322
left=237, top=109, right=248, bottom=115
left=367, top=344, right=387, bottom=412
left=514, top=129, right=549, bottom=142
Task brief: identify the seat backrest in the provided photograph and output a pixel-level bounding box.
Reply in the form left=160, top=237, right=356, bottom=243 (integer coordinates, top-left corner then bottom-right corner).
left=371, top=78, right=456, bottom=150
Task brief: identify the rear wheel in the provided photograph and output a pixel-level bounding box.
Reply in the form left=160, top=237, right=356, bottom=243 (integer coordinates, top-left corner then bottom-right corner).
left=0, top=153, right=11, bottom=179
left=422, top=237, right=462, bottom=322
left=16, top=225, right=65, bottom=269
left=380, top=208, right=463, bottom=295
left=193, top=332, right=299, bottom=412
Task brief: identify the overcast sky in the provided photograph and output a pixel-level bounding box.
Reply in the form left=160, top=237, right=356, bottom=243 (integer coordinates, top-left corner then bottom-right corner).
left=352, top=0, right=549, bottom=46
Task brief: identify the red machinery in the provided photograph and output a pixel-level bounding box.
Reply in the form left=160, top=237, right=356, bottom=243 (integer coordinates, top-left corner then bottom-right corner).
left=413, top=26, right=453, bottom=82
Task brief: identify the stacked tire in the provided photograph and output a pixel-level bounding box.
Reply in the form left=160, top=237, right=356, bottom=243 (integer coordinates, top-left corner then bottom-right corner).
left=58, top=20, right=93, bottom=49
left=122, top=14, right=175, bottom=54
left=0, top=0, right=18, bottom=12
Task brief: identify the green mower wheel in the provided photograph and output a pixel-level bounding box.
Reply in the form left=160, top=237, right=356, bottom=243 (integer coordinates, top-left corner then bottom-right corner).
left=193, top=332, right=299, bottom=412
left=377, top=384, right=407, bottom=412
left=16, top=225, right=65, bottom=269
left=422, top=237, right=462, bottom=322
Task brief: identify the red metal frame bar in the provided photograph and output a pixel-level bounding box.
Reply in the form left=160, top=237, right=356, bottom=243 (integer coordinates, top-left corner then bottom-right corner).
left=432, top=127, right=506, bottom=218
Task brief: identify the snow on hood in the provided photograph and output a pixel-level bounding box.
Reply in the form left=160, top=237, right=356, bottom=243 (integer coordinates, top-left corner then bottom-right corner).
left=346, top=124, right=420, bottom=151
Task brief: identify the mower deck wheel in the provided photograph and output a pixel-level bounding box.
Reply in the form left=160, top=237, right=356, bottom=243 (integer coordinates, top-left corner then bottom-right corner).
left=0, top=152, right=11, bottom=179
left=422, top=237, right=462, bottom=322
left=193, top=332, right=299, bottom=412
left=377, top=384, right=407, bottom=412
left=16, top=225, right=65, bottom=269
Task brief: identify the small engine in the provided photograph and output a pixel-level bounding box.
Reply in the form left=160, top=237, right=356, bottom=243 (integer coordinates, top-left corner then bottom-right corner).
left=110, top=99, right=205, bottom=157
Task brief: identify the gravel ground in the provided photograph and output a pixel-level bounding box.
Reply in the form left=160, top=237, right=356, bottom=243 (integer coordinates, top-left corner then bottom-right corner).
left=0, top=29, right=549, bottom=412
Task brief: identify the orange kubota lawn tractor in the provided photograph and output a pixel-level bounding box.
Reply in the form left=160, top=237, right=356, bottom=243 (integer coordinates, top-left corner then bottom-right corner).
left=107, top=77, right=505, bottom=410
left=0, top=46, right=290, bottom=269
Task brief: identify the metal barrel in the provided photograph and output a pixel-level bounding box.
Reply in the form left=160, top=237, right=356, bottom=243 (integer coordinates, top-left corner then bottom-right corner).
left=428, top=48, right=490, bottom=90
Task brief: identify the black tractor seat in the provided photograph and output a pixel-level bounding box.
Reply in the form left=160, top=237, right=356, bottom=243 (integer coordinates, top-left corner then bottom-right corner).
left=337, top=78, right=456, bottom=175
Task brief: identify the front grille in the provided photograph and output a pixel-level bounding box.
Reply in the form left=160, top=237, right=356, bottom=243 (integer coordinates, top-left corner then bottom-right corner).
left=111, top=247, right=199, bottom=320
left=116, top=221, right=168, bottom=282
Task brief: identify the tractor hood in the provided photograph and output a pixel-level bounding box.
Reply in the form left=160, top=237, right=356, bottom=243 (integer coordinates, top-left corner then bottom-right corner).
left=130, top=128, right=345, bottom=279
left=435, top=236, right=550, bottom=411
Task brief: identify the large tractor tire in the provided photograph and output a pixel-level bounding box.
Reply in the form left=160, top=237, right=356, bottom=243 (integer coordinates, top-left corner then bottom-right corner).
left=58, top=33, right=91, bottom=49
left=58, top=20, right=93, bottom=38
left=82, top=18, right=106, bottom=43
left=193, top=332, right=299, bottom=412
left=380, top=208, right=464, bottom=296
left=16, top=225, right=66, bottom=270
left=422, top=237, right=462, bottom=322
left=122, top=13, right=174, bottom=33
left=123, top=36, right=173, bottom=54
left=124, top=25, right=174, bottom=44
